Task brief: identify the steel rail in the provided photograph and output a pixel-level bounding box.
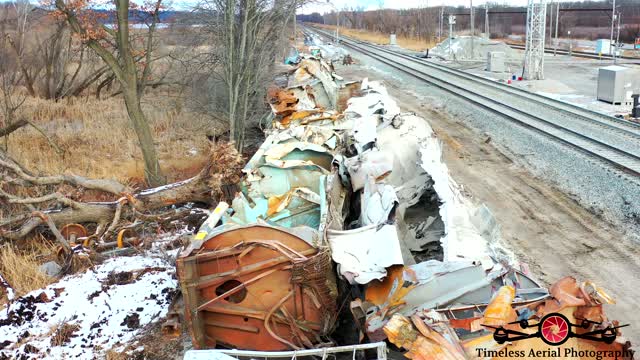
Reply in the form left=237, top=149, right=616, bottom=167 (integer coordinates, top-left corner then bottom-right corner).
left=308, top=26, right=640, bottom=139
left=507, top=43, right=640, bottom=62
left=342, top=35, right=640, bottom=140
left=305, top=27, right=640, bottom=183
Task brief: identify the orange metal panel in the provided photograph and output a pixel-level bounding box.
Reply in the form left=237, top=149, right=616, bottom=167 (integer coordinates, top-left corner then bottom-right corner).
left=178, top=225, right=336, bottom=351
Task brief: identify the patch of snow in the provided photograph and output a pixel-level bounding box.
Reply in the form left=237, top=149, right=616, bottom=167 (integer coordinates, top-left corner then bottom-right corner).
left=0, top=274, right=14, bottom=302
left=136, top=177, right=194, bottom=196
left=535, top=91, right=586, bottom=100
left=0, top=251, right=181, bottom=359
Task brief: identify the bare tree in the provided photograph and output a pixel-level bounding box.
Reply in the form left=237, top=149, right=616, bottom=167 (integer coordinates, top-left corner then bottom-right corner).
left=0, top=35, right=27, bottom=148
left=36, top=21, right=112, bottom=101
left=0, top=2, right=29, bottom=148
left=53, top=0, right=167, bottom=186
left=196, top=0, right=308, bottom=151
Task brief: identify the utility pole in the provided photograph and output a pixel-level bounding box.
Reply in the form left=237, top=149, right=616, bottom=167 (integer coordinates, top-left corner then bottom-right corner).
left=336, top=10, right=340, bottom=44
left=327, top=1, right=339, bottom=44
left=485, top=3, right=489, bottom=36
left=610, top=0, right=616, bottom=59
left=615, top=11, right=621, bottom=64
left=470, top=0, right=474, bottom=56
left=548, top=1, right=553, bottom=46
left=449, top=15, right=456, bottom=58
left=439, top=6, right=444, bottom=41
left=554, top=1, right=559, bottom=55
left=470, top=0, right=474, bottom=36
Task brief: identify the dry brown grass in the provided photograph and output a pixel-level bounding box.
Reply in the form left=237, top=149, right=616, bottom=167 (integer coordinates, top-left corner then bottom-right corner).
left=0, top=240, right=55, bottom=302
left=50, top=323, right=81, bottom=347
left=314, top=24, right=435, bottom=51
left=105, top=349, right=130, bottom=360
left=6, top=90, right=212, bottom=185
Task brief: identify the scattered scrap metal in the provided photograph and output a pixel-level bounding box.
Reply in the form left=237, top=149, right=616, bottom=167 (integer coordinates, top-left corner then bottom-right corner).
left=178, top=46, right=633, bottom=359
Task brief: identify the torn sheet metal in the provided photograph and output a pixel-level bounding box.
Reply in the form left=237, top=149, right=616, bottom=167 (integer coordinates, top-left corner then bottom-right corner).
left=337, top=81, right=361, bottom=112
left=263, top=142, right=333, bottom=170
left=361, top=181, right=398, bottom=226
left=178, top=49, right=359, bottom=350
left=327, top=224, right=403, bottom=285
left=384, top=314, right=467, bottom=360
left=360, top=261, right=548, bottom=341
left=344, top=150, right=394, bottom=192
left=288, top=58, right=338, bottom=109
left=341, top=79, right=402, bottom=154
left=464, top=278, right=632, bottom=358
left=345, top=79, right=401, bottom=123
left=375, top=114, right=431, bottom=206
left=384, top=277, right=632, bottom=359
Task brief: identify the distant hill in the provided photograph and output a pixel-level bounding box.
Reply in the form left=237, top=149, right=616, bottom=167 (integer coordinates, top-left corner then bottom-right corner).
left=91, top=9, right=189, bottom=23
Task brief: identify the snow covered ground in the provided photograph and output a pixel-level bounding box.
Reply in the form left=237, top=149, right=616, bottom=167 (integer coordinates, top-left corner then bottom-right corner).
left=0, top=233, right=187, bottom=360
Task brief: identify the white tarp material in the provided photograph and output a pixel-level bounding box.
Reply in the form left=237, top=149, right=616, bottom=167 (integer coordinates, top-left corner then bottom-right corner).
left=328, top=224, right=404, bottom=284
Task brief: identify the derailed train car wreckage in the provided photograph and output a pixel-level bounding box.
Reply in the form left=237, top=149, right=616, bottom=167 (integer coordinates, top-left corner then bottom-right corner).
left=178, top=48, right=633, bottom=358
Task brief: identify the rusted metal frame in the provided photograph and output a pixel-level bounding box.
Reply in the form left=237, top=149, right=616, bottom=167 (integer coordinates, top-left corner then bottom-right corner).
left=238, top=245, right=257, bottom=262
left=265, top=290, right=300, bottom=349
left=176, top=256, right=206, bottom=347
left=194, top=248, right=317, bottom=290
left=189, top=247, right=247, bottom=263
left=197, top=266, right=290, bottom=311
left=202, top=303, right=323, bottom=331
left=300, top=115, right=339, bottom=125
left=302, top=287, right=322, bottom=309
left=203, top=319, right=261, bottom=333
left=241, top=240, right=309, bottom=260
left=199, top=303, right=265, bottom=318
left=190, top=237, right=302, bottom=263
left=280, top=304, right=314, bottom=348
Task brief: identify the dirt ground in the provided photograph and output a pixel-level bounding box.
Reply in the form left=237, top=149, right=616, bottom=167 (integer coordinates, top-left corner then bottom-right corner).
left=338, top=65, right=640, bottom=344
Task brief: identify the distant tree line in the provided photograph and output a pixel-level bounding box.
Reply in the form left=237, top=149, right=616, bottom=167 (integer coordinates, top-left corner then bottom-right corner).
left=301, top=0, right=640, bottom=43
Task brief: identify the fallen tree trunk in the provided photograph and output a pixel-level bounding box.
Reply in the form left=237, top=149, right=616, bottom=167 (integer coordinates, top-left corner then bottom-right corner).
left=0, top=142, right=244, bottom=243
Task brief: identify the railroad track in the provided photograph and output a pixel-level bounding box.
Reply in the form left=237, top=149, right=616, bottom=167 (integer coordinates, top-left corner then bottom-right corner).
left=305, top=27, right=640, bottom=183
left=507, top=43, right=640, bottom=62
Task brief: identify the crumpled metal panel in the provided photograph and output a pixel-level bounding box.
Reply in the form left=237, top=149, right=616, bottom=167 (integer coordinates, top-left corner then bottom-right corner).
left=327, top=224, right=404, bottom=285
left=359, top=261, right=549, bottom=341
left=384, top=277, right=632, bottom=360
left=384, top=314, right=466, bottom=360
left=177, top=225, right=337, bottom=351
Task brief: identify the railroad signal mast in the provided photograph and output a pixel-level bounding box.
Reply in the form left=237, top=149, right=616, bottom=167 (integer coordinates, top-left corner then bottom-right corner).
left=448, top=14, right=456, bottom=58
left=524, top=0, right=547, bottom=80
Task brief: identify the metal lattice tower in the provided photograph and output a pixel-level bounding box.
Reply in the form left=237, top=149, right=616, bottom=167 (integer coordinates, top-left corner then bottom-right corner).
left=524, top=0, right=547, bottom=80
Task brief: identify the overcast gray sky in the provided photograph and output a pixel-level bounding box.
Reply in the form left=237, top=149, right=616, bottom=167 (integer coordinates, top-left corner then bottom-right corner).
left=300, top=0, right=594, bottom=14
